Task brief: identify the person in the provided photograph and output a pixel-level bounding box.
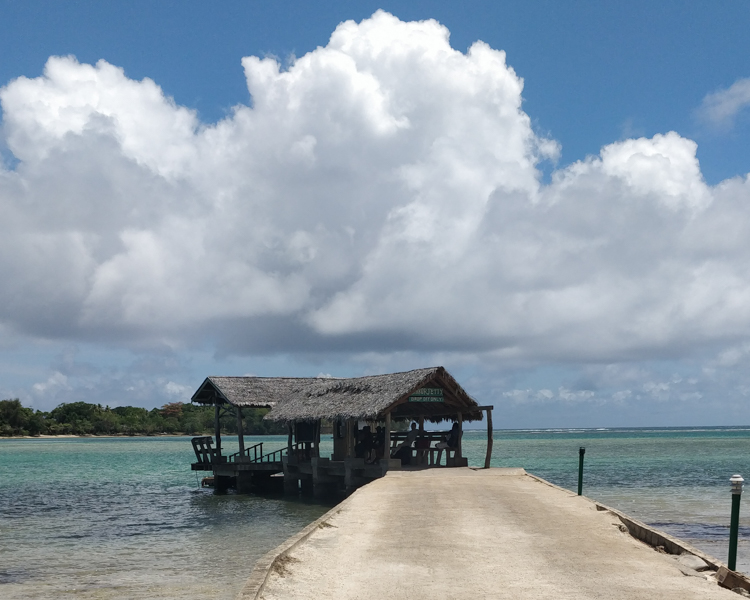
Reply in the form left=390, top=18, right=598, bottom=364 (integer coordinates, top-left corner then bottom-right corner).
left=374, top=426, right=386, bottom=460
left=390, top=422, right=419, bottom=463
left=355, top=425, right=373, bottom=460
left=436, top=422, right=460, bottom=465
left=414, top=434, right=431, bottom=465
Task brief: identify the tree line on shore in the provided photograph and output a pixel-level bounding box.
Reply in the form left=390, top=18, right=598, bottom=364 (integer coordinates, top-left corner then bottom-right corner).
left=0, top=398, right=286, bottom=437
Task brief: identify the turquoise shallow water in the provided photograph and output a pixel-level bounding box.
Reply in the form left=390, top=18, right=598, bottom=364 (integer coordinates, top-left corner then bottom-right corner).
left=2, top=428, right=750, bottom=598
left=0, top=436, right=327, bottom=599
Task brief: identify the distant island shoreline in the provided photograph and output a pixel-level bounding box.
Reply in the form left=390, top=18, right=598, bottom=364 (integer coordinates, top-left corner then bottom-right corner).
left=3, top=432, right=213, bottom=439
left=0, top=398, right=285, bottom=438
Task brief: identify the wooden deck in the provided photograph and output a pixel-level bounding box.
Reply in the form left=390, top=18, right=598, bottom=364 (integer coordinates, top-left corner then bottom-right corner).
left=191, top=433, right=469, bottom=496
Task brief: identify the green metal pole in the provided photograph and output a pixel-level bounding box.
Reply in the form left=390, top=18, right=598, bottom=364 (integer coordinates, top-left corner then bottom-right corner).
left=729, top=474, right=744, bottom=571
left=577, top=447, right=585, bottom=496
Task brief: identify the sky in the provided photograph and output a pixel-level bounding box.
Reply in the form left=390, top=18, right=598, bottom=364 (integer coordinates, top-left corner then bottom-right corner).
left=1, top=1, right=750, bottom=428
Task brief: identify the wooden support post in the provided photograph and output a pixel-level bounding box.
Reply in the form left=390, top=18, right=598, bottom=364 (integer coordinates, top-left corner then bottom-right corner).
left=214, top=402, right=222, bottom=461
left=418, top=416, right=424, bottom=432
left=384, top=412, right=391, bottom=458
left=236, top=406, right=245, bottom=456
left=287, top=423, right=293, bottom=452
left=484, top=407, right=493, bottom=469
left=346, top=419, right=355, bottom=458
left=457, top=412, right=463, bottom=458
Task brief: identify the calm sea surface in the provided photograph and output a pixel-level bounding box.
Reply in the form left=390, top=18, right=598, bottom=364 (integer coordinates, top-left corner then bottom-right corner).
left=2, top=428, right=750, bottom=598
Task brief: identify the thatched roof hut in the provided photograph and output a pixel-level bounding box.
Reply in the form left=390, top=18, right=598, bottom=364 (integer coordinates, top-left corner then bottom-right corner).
left=191, top=366, right=482, bottom=423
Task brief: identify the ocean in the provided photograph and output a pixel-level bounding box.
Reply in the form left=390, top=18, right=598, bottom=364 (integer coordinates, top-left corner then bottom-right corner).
left=2, top=427, right=750, bottom=598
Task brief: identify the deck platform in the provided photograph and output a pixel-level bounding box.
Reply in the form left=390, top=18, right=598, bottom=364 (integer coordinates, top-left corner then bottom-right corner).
left=249, top=468, right=739, bottom=600
left=191, top=435, right=469, bottom=496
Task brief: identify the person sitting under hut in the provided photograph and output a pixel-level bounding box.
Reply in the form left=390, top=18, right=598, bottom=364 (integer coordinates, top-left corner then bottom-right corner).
left=391, top=422, right=419, bottom=464
left=355, top=425, right=373, bottom=461
left=374, top=426, right=386, bottom=460
left=414, top=434, right=431, bottom=465
left=436, top=422, right=460, bottom=465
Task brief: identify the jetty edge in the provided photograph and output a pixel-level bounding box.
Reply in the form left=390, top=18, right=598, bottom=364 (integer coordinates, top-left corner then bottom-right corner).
left=236, top=489, right=362, bottom=599
left=525, top=472, right=741, bottom=581
left=243, top=468, right=750, bottom=600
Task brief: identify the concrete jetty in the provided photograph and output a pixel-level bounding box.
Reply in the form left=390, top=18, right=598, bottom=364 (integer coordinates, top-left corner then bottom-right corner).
left=243, top=468, right=741, bottom=600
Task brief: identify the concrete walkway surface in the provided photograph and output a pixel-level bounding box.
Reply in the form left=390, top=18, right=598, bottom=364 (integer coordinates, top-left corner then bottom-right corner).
left=258, top=468, right=737, bottom=600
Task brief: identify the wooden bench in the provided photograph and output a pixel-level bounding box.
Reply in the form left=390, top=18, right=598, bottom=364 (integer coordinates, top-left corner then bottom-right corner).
left=389, top=431, right=458, bottom=466
left=191, top=436, right=215, bottom=464
left=191, top=436, right=223, bottom=469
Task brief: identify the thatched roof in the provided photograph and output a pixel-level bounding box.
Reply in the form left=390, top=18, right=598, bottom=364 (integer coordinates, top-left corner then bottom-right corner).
left=191, top=367, right=483, bottom=423
left=191, top=376, right=280, bottom=408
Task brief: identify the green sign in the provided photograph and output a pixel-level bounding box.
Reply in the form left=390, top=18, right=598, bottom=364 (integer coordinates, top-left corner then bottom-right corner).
left=408, top=387, right=444, bottom=402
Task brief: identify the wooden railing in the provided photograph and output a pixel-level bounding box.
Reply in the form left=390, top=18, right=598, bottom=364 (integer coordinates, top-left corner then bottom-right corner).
left=228, top=442, right=303, bottom=464
left=260, top=444, right=298, bottom=463
left=228, top=442, right=264, bottom=463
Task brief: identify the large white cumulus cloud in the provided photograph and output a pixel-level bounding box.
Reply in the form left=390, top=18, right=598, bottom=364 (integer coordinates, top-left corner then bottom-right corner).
left=1, top=10, right=749, bottom=366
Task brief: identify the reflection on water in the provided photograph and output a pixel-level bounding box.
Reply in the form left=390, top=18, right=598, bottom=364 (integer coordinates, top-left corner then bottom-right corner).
left=2, top=428, right=750, bottom=598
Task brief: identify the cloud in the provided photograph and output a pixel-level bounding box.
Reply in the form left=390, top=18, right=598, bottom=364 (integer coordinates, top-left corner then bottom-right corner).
left=31, top=371, right=71, bottom=402
left=164, top=380, right=191, bottom=398
left=698, top=77, right=750, bottom=129
left=503, top=387, right=596, bottom=405
left=11, top=343, right=197, bottom=410
left=1, top=9, right=750, bottom=387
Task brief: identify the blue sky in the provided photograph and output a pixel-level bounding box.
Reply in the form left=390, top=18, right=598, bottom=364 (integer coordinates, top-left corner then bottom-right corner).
left=1, top=1, right=750, bottom=427
left=3, top=1, right=748, bottom=180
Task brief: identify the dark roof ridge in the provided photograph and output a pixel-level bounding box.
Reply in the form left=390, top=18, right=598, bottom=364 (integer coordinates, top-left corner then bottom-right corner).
left=208, top=366, right=441, bottom=382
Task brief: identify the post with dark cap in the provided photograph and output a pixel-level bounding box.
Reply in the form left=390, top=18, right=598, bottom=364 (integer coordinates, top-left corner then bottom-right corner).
left=729, top=474, right=744, bottom=571
left=577, top=447, right=586, bottom=496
